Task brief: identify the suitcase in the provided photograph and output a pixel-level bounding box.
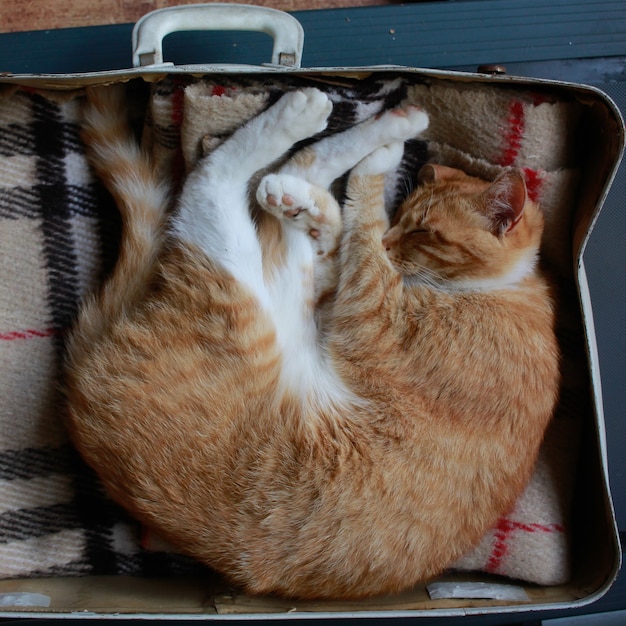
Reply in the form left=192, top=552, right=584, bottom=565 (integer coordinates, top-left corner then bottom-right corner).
left=0, top=3, right=623, bottom=619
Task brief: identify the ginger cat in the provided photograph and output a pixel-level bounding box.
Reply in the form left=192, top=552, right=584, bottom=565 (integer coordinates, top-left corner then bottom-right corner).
left=63, top=84, right=560, bottom=600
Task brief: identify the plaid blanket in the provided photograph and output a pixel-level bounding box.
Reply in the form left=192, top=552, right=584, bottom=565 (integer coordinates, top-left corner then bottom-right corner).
left=0, top=73, right=589, bottom=587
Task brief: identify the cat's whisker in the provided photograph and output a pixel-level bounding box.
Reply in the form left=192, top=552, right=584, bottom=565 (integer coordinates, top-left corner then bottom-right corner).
left=420, top=266, right=443, bottom=286
left=399, top=173, right=415, bottom=200
left=397, top=172, right=416, bottom=205
left=408, top=265, right=443, bottom=289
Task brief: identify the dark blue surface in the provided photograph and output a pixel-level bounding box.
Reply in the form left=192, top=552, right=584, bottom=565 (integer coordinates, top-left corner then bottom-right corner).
left=2, top=0, right=626, bottom=74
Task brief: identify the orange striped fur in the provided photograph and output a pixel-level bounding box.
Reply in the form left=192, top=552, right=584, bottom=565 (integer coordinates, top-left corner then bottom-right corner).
left=63, top=85, right=560, bottom=600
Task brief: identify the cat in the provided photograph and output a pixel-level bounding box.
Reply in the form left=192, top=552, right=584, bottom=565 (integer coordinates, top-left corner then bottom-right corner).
left=63, top=83, right=560, bottom=600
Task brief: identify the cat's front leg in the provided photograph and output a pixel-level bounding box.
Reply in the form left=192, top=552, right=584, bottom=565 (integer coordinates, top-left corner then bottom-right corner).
left=255, top=176, right=344, bottom=405
left=327, top=142, right=408, bottom=366
left=333, top=143, right=406, bottom=314
left=342, top=142, right=405, bottom=233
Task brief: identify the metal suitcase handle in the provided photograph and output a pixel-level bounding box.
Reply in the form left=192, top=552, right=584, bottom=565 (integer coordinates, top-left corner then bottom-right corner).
left=132, top=3, right=305, bottom=68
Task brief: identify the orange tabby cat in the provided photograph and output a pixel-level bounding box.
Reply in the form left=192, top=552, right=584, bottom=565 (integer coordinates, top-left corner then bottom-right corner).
left=63, top=84, right=560, bottom=599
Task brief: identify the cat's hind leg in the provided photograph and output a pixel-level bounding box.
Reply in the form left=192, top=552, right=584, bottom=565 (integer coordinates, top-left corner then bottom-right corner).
left=257, top=172, right=341, bottom=305
left=255, top=172, right=345, bottom=403
left=257, top=173, right=341, bottom=265
left=170, top=89, right=332, bottom=309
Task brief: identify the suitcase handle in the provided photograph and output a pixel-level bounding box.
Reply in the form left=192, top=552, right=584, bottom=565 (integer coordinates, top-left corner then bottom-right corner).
left=132, top=3, right=304, bottom=68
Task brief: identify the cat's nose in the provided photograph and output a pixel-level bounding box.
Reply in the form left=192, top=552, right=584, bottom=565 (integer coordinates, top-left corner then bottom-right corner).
left=382, top=228, right=399, bottom=250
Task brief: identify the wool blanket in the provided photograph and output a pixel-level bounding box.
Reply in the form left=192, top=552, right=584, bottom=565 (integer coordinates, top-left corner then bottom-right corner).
left=0, top=73, right=589, bottom=588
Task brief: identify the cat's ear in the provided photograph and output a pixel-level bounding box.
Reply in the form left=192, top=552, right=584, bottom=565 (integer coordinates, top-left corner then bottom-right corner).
left=417, top=163, right=465, bottom=183
left=484, top=169, right=527, bottom=236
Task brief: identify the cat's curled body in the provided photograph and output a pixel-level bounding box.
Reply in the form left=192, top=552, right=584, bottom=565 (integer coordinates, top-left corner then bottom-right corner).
left=64, top=85, right=560, bottom=599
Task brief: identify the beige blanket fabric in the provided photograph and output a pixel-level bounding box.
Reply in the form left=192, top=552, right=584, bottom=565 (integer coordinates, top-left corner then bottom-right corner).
left=0, top=73, right=590, bottom=587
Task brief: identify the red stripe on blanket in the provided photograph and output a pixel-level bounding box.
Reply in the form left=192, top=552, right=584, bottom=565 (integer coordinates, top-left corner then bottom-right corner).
left=140, top=525, right=152, bottom=550
left=486, top=517, right=565, bottom=574
left=500, top=100, right=525, bottom=167
left=530, top=92, right=551, bottom=106
left=523, top=168, right=543, bottom=204
left=170, top=78, right=185, bottom=127
left=500, top=102, right=545, bottom=204
left=0, top=328, right=57, bottom=340
left=170, top=77, right=187, bottom=192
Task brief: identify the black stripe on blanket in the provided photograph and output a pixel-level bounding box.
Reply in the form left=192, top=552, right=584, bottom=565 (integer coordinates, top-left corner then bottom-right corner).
left=23, top=91, right=129, bottom=576
left=68, top=453, right=124, bottom=575
left=115, top=549, right=209, bottom=578
left=0, top=503, right=82, bottom=543
left=32, top=94, right=81, bottom=353
left=0, top=445, right=73, bottom=480
left=0, top=121, right=35, bottom=156
left=0, top=187, right=41, bottom=219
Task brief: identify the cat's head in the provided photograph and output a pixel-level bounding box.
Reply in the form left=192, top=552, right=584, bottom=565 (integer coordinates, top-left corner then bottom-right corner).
left=382, top=164, right=544, bottom=291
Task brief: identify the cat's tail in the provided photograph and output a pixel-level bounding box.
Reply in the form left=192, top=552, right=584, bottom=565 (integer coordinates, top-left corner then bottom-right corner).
left=68, top=83, right=169, bottom=352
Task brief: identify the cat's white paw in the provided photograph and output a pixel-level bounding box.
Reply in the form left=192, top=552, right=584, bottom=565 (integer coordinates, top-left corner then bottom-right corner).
left=379, top=105, right=429, bottom=141
left=257, top=173, right=320, bottom=221
left=276, top=89, right=333, bottom=142
left=353, top=143, right=404, bottom=176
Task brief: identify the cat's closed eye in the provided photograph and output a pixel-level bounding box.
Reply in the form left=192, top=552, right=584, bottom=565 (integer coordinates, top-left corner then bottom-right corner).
left=405, top=227, right=435, bottom=243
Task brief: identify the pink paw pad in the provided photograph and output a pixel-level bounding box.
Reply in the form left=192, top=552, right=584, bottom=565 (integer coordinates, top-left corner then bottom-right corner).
left=390, top=108, right=408, bottom=117
left=391, top=105, right=422, bottom=117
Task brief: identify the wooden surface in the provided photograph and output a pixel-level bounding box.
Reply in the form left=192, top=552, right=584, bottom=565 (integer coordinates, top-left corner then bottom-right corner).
left=0, top=0, right=398, bottom=34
